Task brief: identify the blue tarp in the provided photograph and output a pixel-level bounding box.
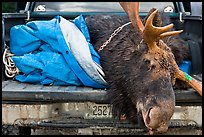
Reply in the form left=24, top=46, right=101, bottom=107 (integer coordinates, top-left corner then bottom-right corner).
left=10, top=15, right=107, bottom=88
left=9, top=14, right=190, bottom=88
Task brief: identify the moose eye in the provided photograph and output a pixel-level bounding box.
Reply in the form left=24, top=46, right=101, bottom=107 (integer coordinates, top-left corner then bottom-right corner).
left=144, top=59, right=151, bottom=64
left=151, top=65, right=156, bottom=70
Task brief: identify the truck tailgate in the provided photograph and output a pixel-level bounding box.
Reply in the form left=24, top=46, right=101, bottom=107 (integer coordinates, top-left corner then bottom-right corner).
left=2, top=80, right=202, bottom=105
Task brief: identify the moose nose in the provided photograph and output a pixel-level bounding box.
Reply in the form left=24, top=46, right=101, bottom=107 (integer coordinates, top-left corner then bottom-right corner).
left=144, top=106, right=169, bottom=131
left=156, top=123, right=169, bottom=133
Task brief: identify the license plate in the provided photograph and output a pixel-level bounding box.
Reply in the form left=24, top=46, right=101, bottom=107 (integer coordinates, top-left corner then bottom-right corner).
left=85, top=103, right=112, bottom=119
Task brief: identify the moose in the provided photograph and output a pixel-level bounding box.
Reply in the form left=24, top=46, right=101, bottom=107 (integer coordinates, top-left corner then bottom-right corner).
left=85, top=2, right=202, bottom=134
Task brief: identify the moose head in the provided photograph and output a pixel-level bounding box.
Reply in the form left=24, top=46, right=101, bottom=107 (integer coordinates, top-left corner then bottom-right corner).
left=116, top=2, right=202, bottom=134
left=85, top=2, right=202, bottom=134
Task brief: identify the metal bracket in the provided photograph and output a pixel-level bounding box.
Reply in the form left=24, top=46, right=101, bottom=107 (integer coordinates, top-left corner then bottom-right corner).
left=179, top=12, right=184, bottom=23
left=25, top=10, right=30, bottom=21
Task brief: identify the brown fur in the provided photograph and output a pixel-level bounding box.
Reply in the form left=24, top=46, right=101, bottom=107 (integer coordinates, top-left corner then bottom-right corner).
left=85, top=9, right=190, bottom=133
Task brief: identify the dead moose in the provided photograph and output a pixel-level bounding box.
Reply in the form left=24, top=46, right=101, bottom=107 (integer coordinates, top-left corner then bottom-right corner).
left=85, top=2, right=202, bottom=134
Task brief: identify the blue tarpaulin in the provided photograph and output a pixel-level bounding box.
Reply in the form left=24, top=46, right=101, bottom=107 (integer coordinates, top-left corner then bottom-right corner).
left=9, top=14, right=190, bottom=89
left=10, top=15, right=107, bottom=88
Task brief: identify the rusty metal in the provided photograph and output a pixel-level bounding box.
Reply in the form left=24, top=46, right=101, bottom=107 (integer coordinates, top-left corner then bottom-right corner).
left=171, top=106, right=202, bottom=127
left=2, top=102, right=202, bottom=128
left=98, top=22, right=131, bottom=52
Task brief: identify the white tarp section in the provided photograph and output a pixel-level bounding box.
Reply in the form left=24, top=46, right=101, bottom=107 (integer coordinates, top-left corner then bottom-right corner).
left=59, top=17, right=107, bottom=86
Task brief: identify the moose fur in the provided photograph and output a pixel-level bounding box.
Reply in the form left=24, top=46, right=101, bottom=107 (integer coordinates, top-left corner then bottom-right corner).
left=85, top=9, right=190, bottom=134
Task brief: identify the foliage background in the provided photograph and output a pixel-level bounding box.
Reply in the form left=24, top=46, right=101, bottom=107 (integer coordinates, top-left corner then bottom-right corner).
left=2, top=2, right=17, bottom=13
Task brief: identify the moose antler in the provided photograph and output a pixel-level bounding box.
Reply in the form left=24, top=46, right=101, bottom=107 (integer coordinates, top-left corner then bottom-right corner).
left=120, top=2, right=183, bottom=49
left=143, top=9, right=183, bottom=49
left=119, top=2, right=202, bottom=96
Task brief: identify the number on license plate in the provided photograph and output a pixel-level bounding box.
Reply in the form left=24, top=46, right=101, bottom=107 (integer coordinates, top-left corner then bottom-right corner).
left=86, top=104, right=112, bottom=118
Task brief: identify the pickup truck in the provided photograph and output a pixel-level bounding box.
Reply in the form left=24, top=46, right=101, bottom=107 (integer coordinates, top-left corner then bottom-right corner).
left=2, top=2, right=202, bottom=135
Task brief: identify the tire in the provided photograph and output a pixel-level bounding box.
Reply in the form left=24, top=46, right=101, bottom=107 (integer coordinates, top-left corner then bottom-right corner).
left=2, top=124, right=31, bottom=135
left=188, top=40, right=202, bottom=75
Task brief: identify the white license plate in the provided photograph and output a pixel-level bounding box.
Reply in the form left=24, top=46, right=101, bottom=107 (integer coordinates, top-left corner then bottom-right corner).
left=85, top=103, right=112, bottom=119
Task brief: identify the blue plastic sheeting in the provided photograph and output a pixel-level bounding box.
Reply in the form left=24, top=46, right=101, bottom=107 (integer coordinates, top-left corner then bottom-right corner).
left=10, top=15, right=108, bottom=88
left=179, top=60, right=191, bottom=74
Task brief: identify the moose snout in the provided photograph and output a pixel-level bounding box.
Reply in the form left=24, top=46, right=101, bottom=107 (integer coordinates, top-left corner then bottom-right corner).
left=142, top=105, right=174, bottom=134
left=156, top=123, right=169, bottom=133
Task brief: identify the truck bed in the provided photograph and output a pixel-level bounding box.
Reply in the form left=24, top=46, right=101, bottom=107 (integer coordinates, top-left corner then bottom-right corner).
left=2, top=80, right=202, bottom=105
